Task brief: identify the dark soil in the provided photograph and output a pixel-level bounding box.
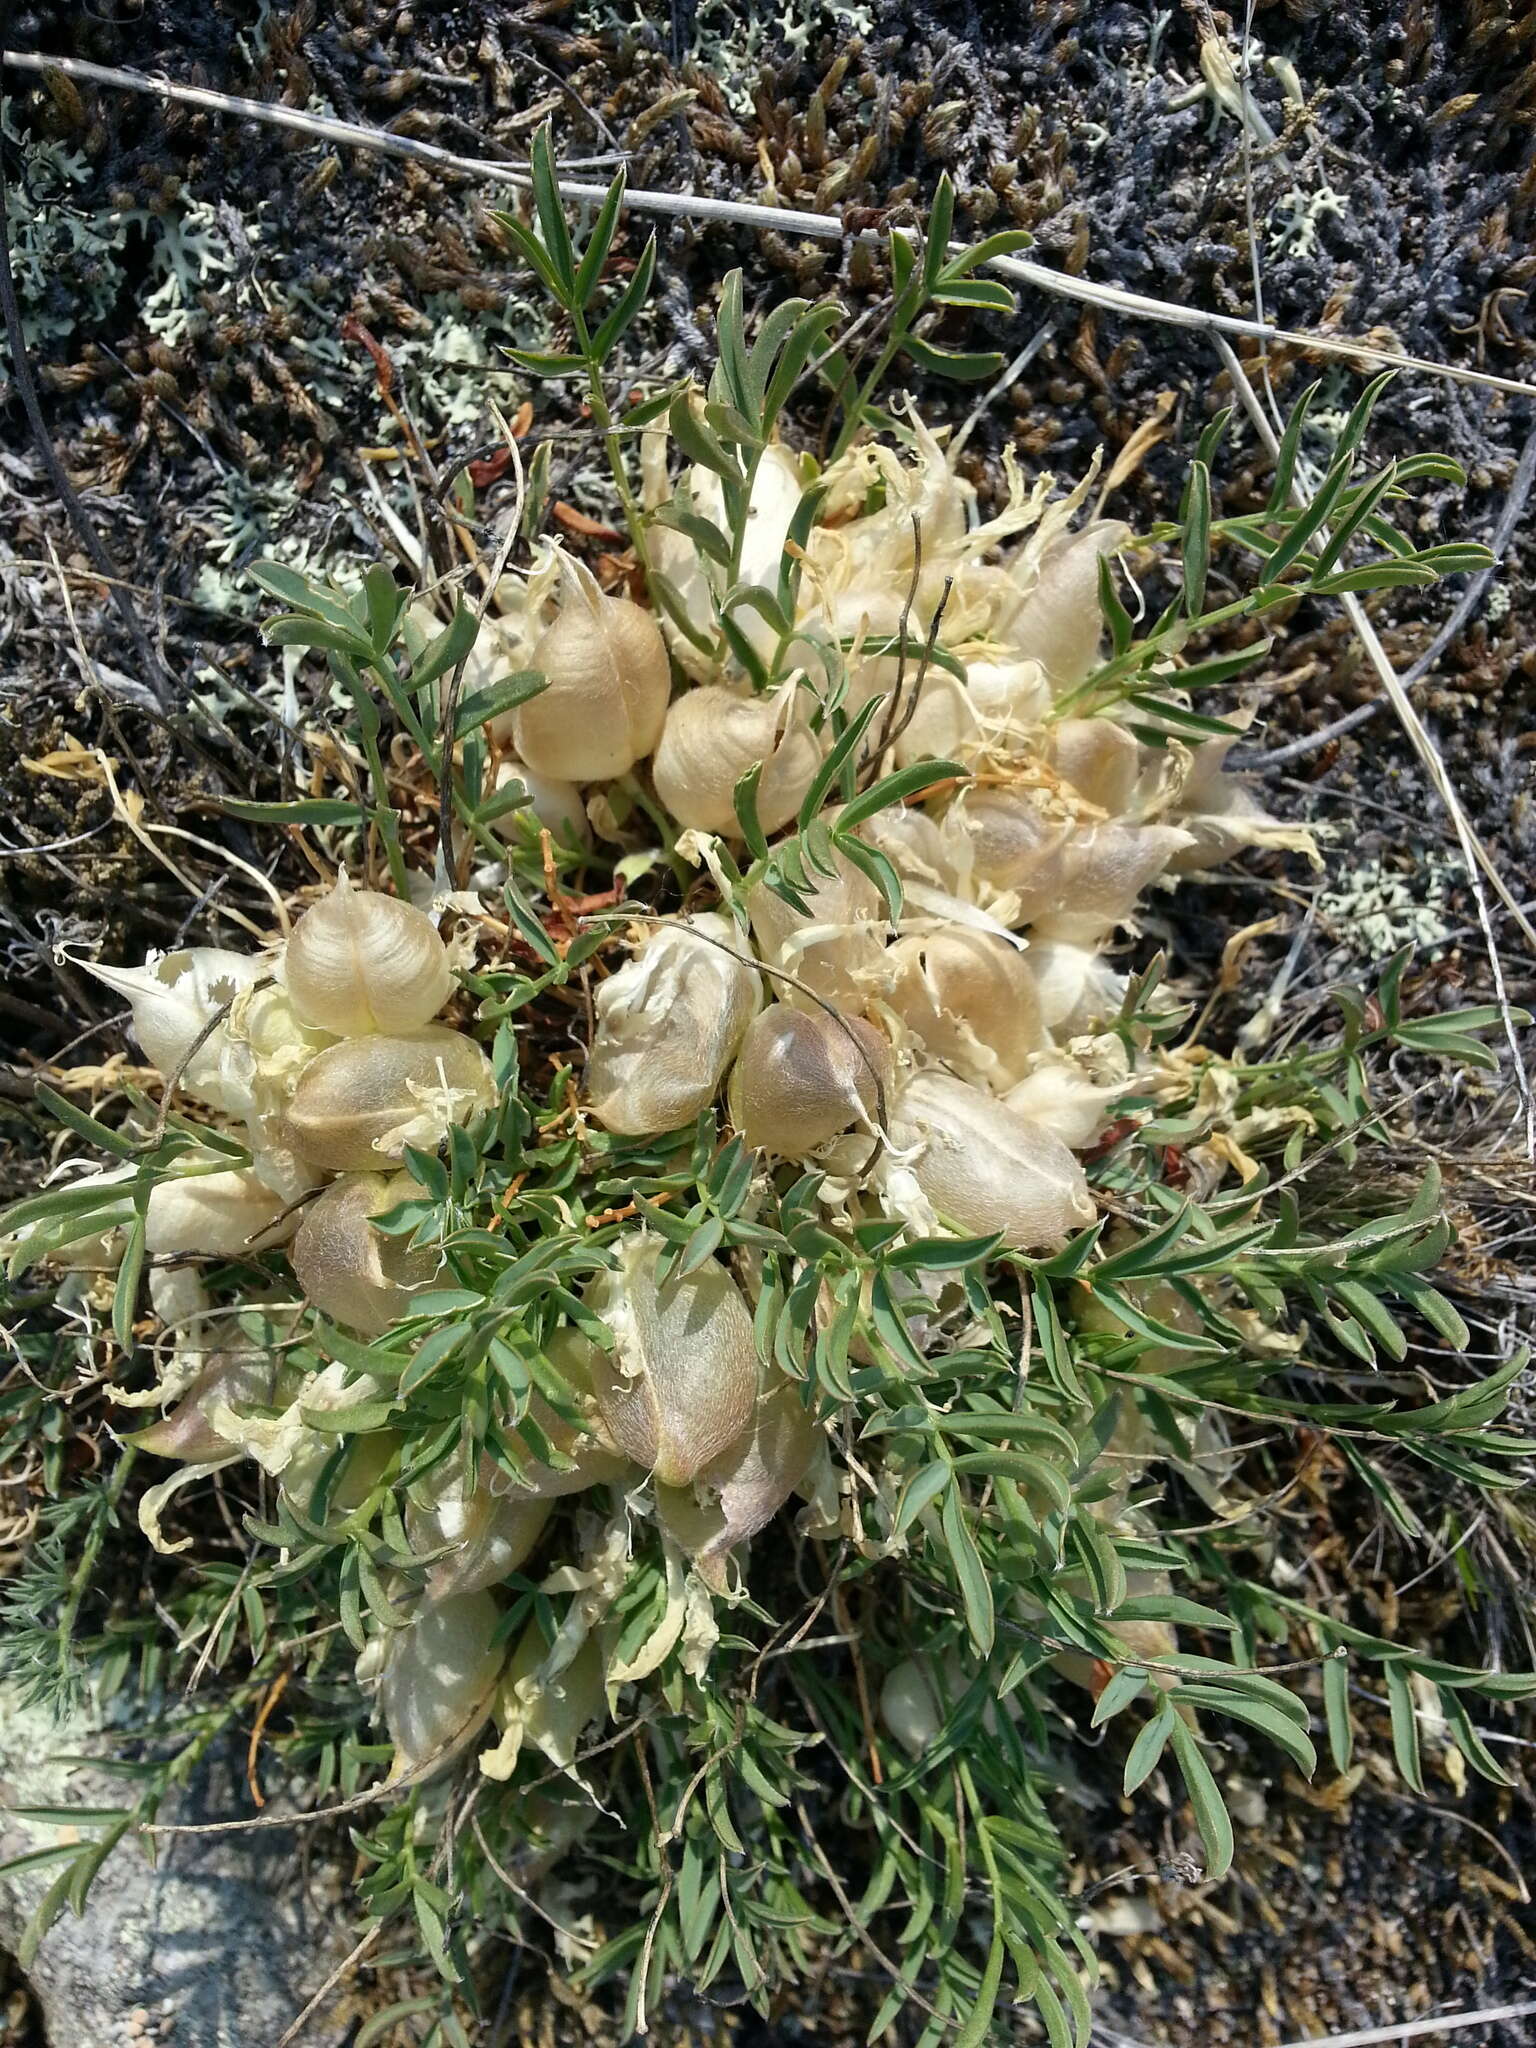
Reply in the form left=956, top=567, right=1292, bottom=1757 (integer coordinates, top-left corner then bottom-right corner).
left=2, top=2, right=1534, bottom=2042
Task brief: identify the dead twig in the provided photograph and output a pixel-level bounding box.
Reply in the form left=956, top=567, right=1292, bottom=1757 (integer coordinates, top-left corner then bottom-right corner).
left=7, top=50, right=1536, bottom=405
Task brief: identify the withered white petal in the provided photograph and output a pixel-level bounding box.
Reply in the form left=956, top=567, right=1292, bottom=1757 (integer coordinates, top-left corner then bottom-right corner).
left=79, top=946, right=266, bottom=1113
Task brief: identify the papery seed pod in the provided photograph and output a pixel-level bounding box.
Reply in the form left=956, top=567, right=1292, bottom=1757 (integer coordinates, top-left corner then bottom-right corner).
left=283, top=875, right=453, bottom=1037
left=954, top=790, right=1193, bottom=937
left=999, top=520, right=1131, bottom=686
left=883, top=929, right=1044, bottom=1088
left=645, top=438, right=804, bottom=678
left=1020, top=937, right=1128, bottom=1036
left=655, top=1375, right=819, bottom=1592
left=130, top=1350, right=283, bottom=1463
left=80, top=947, right=266, bottom=1113
left=289, top=1172, right=437, bottom=1335
left=728, top=1004, right=890, bottom=1157
left=890, top=1069, right=1095, bottom=1250
left=652, top=684, right=820, bottom=836
left=1049, top=717, right=1145, bottom=815
left=1028, top=824, right=1197, bottom=944
left=584, top=913, right=759, bottom=1138
left=513, top=558, right=670, bottom=781
left=952, top=787, right=1071, bottom=898
left=487, top=756, right=589, bottom=846
left=1004, top=1059, right=1127, bottom=1150
left=746, top=845, right=886, bottom=1007
left=879, top=1657, right=945, bottom=1758
left=487, top=1328, right=635, bottom=1499
left=283, top=1027, right=496, bottom=1172
left=145, top=1168, right=295, bottom=1257
left=407, top=1471, right=552, bottom=1599
left=583, top=1236, right=759, bottom=1487
left=379, top=1589, right=504, bottom=1778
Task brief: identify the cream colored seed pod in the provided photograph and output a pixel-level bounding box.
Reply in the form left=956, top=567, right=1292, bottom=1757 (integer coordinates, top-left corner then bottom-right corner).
left=998, top=519, right=1131, bottom=687
left=283, top=1028, right=496, bottom=1172
left=583, top=1235, right=759, bottom=1488
left=284, top=876, right=453, bottom=1037
left=655, top=1374, right=820, bottom=1592
left=883, top=929, right=1045, bottom=1089
left=746, top=845, right=886, bottom=1008
left=651, top=684, right=821, bottom=837
left=729, top=1004, right=890, bottom=1157
left=407, top=1473, right=552, bottom=1600
left=487, top=1328, right=635, bottom=1500
left=487, top=757, right=589, bottom=846
left=513, top=557, right=670, bottom=782
left=130, top=1351, right=284, bottom=1464
left=1049, top=717, right=1145, bottom=815
left=584, top=913, right=759, bottom=1139
left=889, top=1069, right=1095, bottom=1251
left=289, top=1172, right=437, bottom=1335
left=145, top=1168, right=295, bottom=1258
left=379, top=1588, right=505, bottom=1780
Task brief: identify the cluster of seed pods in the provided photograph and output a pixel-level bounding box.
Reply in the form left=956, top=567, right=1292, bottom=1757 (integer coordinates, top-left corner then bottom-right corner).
left=59, top=422, right=1297, bottom=1774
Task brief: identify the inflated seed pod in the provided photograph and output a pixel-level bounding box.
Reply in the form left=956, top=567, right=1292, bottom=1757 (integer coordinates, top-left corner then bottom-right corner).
left=953, top=790, right=1193, bottom=936
left=487, top=757, right=589, bottom=846
left=379, top=1588, right=504, bottom=1779
left=584, top=913, right=759, bottom=1138
left=283, top=875, right=453, bottom=1037
left=999, top=520, right=1131, bottom=686
left=728, top=1004, right=890, bottom=1157
left=746, top=844, right=886, bottom=1007
left=81, top=947, right=266, bottom=1114
left=951, top=787, right=1070, bottom=898
left=145, top=1168, right=295, bottom=1257
left=879, top=1657, right=946, bottom=1759
left=883, top=929, right=1044, bottom=1089
left=1049, top=717, right=1145, bottom=815
left=289, top=1172, right=437, bottom=1334
left=407, top=1471, right=552, bottom=1599
left=652, top=684, right=821, bottom=836
left=890, top=1069, right=1095, bottom=1251
left=513, top=557, right=670, bottom=781
left=655, top=1374, right=819, bottom=1592
left=283, top=1028, right=496, bottom=1172
left=583, top=1236, right=759, bottom=1488
left=487, top=1328, right=636, bottom=1499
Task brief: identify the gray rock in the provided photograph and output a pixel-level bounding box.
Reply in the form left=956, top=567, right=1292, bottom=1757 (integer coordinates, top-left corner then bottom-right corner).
left=0, top=1686, right=352, bottom=2046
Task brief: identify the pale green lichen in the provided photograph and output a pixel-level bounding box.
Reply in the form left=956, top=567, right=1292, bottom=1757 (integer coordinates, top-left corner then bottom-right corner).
left=1318, top=850, right=1458, bottom=958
